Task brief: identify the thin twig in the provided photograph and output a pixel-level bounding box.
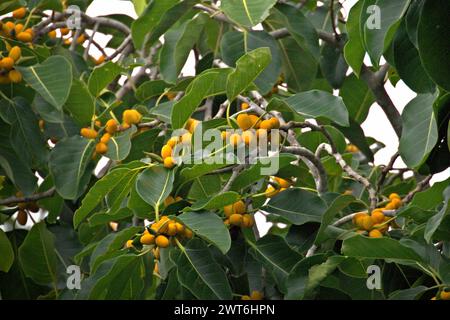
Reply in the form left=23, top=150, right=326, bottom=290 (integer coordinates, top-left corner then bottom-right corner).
left=403, top=175, right=433, bottom=203
left=0, top=188, right=56, bottom=206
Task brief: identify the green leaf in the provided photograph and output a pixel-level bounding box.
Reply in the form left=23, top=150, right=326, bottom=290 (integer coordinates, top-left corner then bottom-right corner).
left=64, top=78, right=96, bottom=127
left=363, top=0, right=410, bottom=67
left=334, top=118, right=374, bottom=162
left=171, top=68, right=232, bottom=129
left=417, top=0, right=450, bottom=91
left=49, top=135, right=95, bottom=199
left=131, top=0, right=146, bottom=15
left=160, top=15, right=207, bottom=83
left=135, top=166, right=175, bottom=209
left=220, top=31, right=281, bottom=94
left=342, top=235, right=423, bottom=264
left=18, top=222, right=58, bottom=286
left=88, top=61, right=124, bottom=97
left=393, top=20, right=435, bottom=94
left=135, top=80, right=172, bottom=102
left=73, top=168, right=135, bottom=228
left=281, top=90, right=349, bottom=127
left=340, top=74, right=375, bottom=124
left=399, top=93, right=438, bottom=168
left=263, top=188, right=327, bottom=225
left=344, top=0, right=365, bottom=76
left=173, top=239, right=233, bottom=299
left=131, top=0, right=197, bottom=49
left=0, top=229, right=14, bottom=272
left=105, top=126, right=137, bottom=161
left=424, top=187, right=450, bottom=243
left=389, top=286, right=429, bottom=300
left=190, top=192, right=240, bottom=211
left=221, top=0, right=277, bottom=28
left=320, top=38, right=348, bottom=89
left=410, top=177, right=450, bottom=210
left=226, top=47, right=272, bottom=102
left=176, top=211, right=232, bottom=254
left=314, top=195, right=356, bottom=245
left=16, top=56, right=72, bottom=109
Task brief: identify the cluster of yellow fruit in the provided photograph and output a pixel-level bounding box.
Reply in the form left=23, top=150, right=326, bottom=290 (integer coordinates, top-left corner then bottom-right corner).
left=229, top=103, right=280, bottom=147
left=160, top=118, right=199, bottom=169
left=353, top=193, right=402, bottom=238
left=223, top=200, right=254, bottom=228
left=80, top=109, right=142, bottom=157
left=0, top=8, right=34, bottom=43
left=345, top=144, right=360, bottom=153
left=241, top=290, right=264, bottom=300
left=431, top=289, right=450, bottom=300
left=0, top=46, right=23, bottom=84
left=265, top=176, right=291, bottom=198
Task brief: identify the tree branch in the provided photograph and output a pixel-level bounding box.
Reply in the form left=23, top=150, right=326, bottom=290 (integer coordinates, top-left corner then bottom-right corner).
left=0, top=188, right=56, bottom=206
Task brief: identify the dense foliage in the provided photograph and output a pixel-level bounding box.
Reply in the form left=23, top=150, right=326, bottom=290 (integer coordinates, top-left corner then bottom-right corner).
left=0, top=0, right=449, bottom=300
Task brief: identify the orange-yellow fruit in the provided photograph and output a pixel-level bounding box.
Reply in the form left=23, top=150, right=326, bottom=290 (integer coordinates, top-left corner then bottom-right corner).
left=161, top=145, right=173, bottom=159
left=167, top=222, right=178, bottom=236
left=12, top=8, right=27, bottom=19
left=121, top=122, right=131, bottom=130
left=224, top=205, right=234, bottom=218
left=221, top=131, right=230, bottom=141
left=80, top=127, right=98, bottom=139
left=369, top=229, right=383, bottom=238
left=95, top=55, right=105, bottom=65
left=140, top=233, right=155, bottom=245
left=188, top=119, right=200, bottom=133
left=236, top=114, right=253, bottom=130
left=0, top=57, right=15, bottom=70
left=242, top=214, right=254, bottom=228
left=229, top=213, right=243, bottom=226
left=125, top=240, right=133, bottom=248
left=164, top=196, right=175, bottom=207
left=374, top=223, right=389, bottom=233
left=175, top=196, right=182, bottom=202
left=352, top=212, right=368, bottom=228
left=250, top=290, right=263, bottom=300
left=265, top=185, right=279, bottom=198
left=248, top=115, right=261, bottom=128
left=233, top=200, right=246, bottom=215
left=95, top=142, right=108, bottom=154
left=241, top=130, right=254, bottom=145
left=175, top=222, right=184, bottom=233
left=48, top=30, right=57, bottom=39
left=440, top=290, right=450, bottom=300
left=14, top=24, right=24, bottom=35
left=274, top=177, right=290, bottom=188
left=76, top=34, right=86, bottom=44
left=181, top=132, right=192, bottom=144
left=60, top=27, right=70, bottom=36
left=371, top=209, right=385, bottom=224
left=224, top=219, right=230, bottom=226
left=100, top=133, right=111, bottom=144
left=229, top=133, right=242, bottom=146
left=155, top=235, right=170, bottom=248
left=16, top=32, right=32, bottom=42
left=361, top=215, right=374, bottom=231
left=153, top=247, right=160, bottom=260
left=183, top=228, right=193, bottom=239
left=390, top=198, right=402, bottom=209
left=241, top=295, right=251, bottom=300
left=122, top=109, right=142, bottom=125
left=270, top=117, right=280, bottom=129
left=105, top=119, right=118, bottom=134
left=17, top=209, right=27, bottom=225
left=241, top=102, right=249, bottom=110
left=8, top=70, right=22, bottom=83
left=389, top=193, right=400, bottom=201
left=259, top=119, right=273, bottom=130
left=163, top=156, right=176, bottom=169
left=167, top=137, right=179, bottom=148
left=256, top=128, right=268, bottom=140
left=39, top=119, right=45, bottom=131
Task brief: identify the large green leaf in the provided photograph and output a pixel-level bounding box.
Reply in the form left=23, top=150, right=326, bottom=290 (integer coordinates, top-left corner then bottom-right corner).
left=399, top=93, right=438, bottom=168
left=417, top=0, right=450, bottom=91
left=226, top=47, right=272, bottom=102
left=344, top=0, right=365, bottom=76
left=221, top=0, right=277, bottom=27
left=173, top=239, right=233, bottom=300
left=363, top=0, right=410, bottom=66
left=18, top=222, right=58, bottom=286
left=281, top=90, right=349, bottom=127
left=0, top=229, right=14, bottom=273
left=88, top=61, right=124, bottom=97
left=171, top=68, right=232, bottom=129
left=340, top=74, right=375, bottom=124
left=64, top=78, right=96, bottom=127
left=342, top=235, right=423, bottom=264
left=176, top=211, right=232, bottom=254
left=220, top=31, right=281, bottom=94
left=16, top=56, right=72, bottom=110
left=160, top=15, right=207, bottom=83
left=424, top=187, right=450, bottom=243
left=263, top=188, right=327, bottom=225
left=135, top=166, right=175, bottom=209
left=320, top=38, right=349, bottom=89
left=49, top=135, right=95, bottom=199
left=135, top=80, right=172, bottom=102
left=105, top=126, right=137, bottom=161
